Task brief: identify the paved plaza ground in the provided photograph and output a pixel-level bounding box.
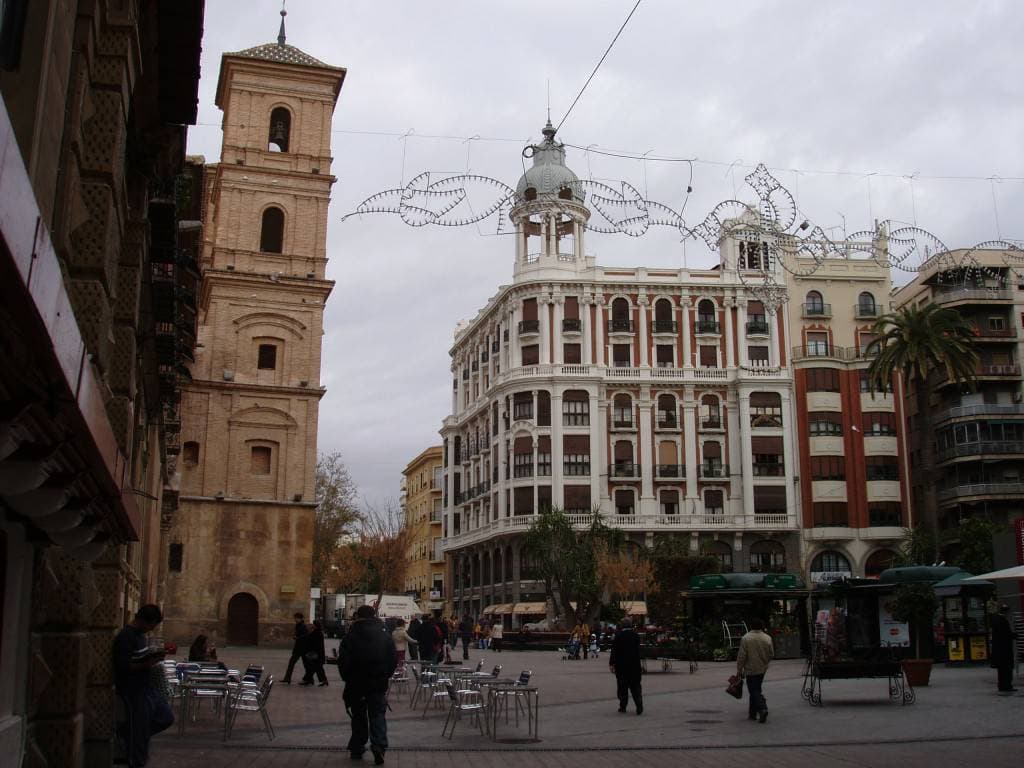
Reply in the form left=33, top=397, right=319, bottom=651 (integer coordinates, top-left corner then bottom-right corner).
left=149, top=641, right=1023, bottom=767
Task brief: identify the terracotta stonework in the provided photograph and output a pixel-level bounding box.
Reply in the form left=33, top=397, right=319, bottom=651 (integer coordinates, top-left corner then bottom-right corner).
left=162, top=37, right=345, bottom=647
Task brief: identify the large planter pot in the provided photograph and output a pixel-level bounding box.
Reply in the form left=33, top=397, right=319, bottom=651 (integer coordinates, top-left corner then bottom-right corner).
left=902, top=658, right=933, bottom=687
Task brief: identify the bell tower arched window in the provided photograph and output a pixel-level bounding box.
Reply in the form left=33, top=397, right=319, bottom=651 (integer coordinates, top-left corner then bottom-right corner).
left=260, top=207, right=284, bottom=253
left=268, top=107, right=291, bottom=153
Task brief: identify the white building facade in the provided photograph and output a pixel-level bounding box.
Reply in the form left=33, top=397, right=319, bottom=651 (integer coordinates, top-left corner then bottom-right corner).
left=440, top=124, right=805, bottom=623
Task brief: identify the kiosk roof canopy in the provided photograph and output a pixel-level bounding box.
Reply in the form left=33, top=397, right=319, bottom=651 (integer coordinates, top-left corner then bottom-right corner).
left=689, top=572, right=805, bottom=590
left=878, top=566, right=964, bottom=584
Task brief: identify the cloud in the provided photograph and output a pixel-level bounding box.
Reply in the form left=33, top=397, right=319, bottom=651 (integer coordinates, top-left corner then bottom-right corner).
left=189, top=0, right=1024, bottom=505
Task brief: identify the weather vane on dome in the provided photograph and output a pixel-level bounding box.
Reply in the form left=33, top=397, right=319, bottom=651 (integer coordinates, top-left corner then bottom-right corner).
left=342, top=121, right=1023, bottom=302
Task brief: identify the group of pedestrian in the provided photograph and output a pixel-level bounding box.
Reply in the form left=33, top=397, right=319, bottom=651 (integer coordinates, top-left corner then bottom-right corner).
left=282, top=612, right=329, bottom=687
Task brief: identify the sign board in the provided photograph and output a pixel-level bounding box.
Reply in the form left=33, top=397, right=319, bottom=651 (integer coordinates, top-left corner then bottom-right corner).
left=810, top=571, right=852, bottom=585
left=692, top=574, right=728, bottom=589
left=969, top=635, right=988, bottom=661
left=947, top=637, right=965, bottom=662
left=373, top=595, right=421, bottom=621
left=878, top=598, right=910, bottom=647
left=1015, top=517, right=1024, bottom=615
left=764, top=573, right=798, bottom=589
left=429, top=590, right=441, bottom=600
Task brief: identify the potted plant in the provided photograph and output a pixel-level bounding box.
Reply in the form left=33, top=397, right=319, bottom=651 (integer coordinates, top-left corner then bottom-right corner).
left=890, top=582, right=939, bottom=686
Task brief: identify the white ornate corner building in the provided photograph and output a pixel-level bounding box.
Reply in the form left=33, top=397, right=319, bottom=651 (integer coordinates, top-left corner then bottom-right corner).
left=162, top=17, right=345, bottom=646
left=440, top=123, right=858, bottom=622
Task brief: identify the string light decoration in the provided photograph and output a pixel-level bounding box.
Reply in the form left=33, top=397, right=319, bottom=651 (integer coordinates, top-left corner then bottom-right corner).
left=343, top=133, right=1023, bottom=307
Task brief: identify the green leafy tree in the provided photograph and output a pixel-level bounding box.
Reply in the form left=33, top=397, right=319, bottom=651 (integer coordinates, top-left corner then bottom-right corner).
left=523, top=508, right=620, bottom=626
left=312, top=451, right=361, bottom=589
left=944, top=517, right=998, bottom=575
left=890, top=582, right=939, bottom=658
left=895, top=523, right=939, bottom=567
left=646, top=536, right=720, bottom=630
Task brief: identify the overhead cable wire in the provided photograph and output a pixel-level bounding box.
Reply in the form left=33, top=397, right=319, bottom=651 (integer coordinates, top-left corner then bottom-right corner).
left=555, top=0, right=643, bottom=134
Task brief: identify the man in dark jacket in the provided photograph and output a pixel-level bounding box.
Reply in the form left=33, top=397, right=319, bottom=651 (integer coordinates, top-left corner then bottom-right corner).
left=417, top=615, right=441, bottom=662
left=609, top=618, right=643, bottom=714
left=340, top=605, right=398, bottom=764
left=459, top=614, right=474, bottom=660
left=991, top=603, right=1018, bottom=693
left=282, top=612, right=309, bottom=684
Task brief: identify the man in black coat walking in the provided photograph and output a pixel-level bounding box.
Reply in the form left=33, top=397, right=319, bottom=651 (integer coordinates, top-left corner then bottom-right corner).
left=282, top=612, right=308, bottom=684
left=340, top=605, right=398, bottom=764
left=459, top=614, right=474, bottom=660
left=609, top=618, right=643, bottom=714
left=991, top=603, right=1018, bottom=693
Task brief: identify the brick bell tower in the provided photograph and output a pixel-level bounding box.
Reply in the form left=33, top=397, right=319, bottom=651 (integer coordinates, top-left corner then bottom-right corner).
left=163, top=10, right=345, bottom=646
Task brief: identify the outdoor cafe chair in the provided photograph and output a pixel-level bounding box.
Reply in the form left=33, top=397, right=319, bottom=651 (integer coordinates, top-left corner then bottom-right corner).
left=440, top=681, right=487, bottom=740
left=243, top=664, right=264, bottom=684
left=421, top=668, right=454, bottom=717
left=389, top=664, right=410, bottom=702
left=224, top=675, right=275, bottom=741
left=409, top=666, right=438, bottom=708
left=475, top=659, right=485, bottom=672
left=490, top=670, right=532, bottom=726
left=187, top=669, right=230, bottom=721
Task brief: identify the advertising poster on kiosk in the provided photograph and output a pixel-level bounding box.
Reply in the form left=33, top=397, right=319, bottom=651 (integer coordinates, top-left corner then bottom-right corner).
left=879, top=599, right=910, bottom=647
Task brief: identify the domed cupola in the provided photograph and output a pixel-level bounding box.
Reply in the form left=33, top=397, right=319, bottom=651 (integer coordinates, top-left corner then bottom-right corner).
left=510, top=120, right=591, bottom=280
left=515, top=120, right=585, bottom=204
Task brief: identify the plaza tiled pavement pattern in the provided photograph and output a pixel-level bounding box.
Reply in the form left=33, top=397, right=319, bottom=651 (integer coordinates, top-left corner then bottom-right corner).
left=150, top=641, right=1023, bottom=767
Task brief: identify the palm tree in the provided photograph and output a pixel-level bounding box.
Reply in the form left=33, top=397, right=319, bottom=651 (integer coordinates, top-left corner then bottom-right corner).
left=865, top=303, right=978, bottom=394
left=865, top=302, right=978, bottom=540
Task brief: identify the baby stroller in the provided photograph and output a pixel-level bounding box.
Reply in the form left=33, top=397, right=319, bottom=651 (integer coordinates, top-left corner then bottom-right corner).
left=567, top=636, right=582, bottom=660
left=588, top=634, right=600, bottom=659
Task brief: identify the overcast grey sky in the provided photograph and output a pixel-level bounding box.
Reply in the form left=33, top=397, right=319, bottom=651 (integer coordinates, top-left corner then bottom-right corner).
left=188, top=0, right=1024, bottom=509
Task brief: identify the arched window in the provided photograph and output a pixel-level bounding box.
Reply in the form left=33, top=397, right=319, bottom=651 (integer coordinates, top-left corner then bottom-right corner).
left=268, top=107, right=291, bottom=152
left=653, top=298, right=675, bottom=332
left=805, top=290, right=825, bottom=315
left=864, top=549, right=898, bottom=578
left=750, top=540, right=786, bottom=573
left=706, top=540, right=733, bottom=572
left=811, top=550, right=851, bottom=576
left=610, top=297, right=631, bottom=332
left=704, top=489, right=724, bottom=515
left=701, top=395, right=721, bottom=428
left=697, top=299, right=716, bottom=321
left=701, top=441, right=723, bottom=477
left=857, top=291, right=877, bottom=316
left=260, top=207, right=284, bottom=253
left=614, top=488, right=635, bottom=515
left=656, top=394, right=677, bottom=427
left=613, top=394, right=633, bottom=427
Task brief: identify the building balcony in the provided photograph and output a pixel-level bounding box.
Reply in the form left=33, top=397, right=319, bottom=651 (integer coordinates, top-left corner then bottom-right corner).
left=656, top=412, right=679, bottom=429
left=608, top=319, right=634, bottom=334
left=700, top=416, right=723, bottom=431
left=935, top=481, right=1024, bottom=504
left=936, top=403, right=1024, bottom=423
left=695, top=320, right=721, bottom=334
left=609, top=462, right=641, bottom=479
left=933, top=287, right=1014, bottom=306
left=752, top=462, right=785, bottom=477
left=699, top=463, right=729, bottom=479
left=938, top=363, right=1022, bottom=384
left=936, top=440, right=1024, bottom=463
left=745, top=320, right=770, bottom=335
left=655, top=464, right=684, bottom=479
left=854, top=304, right=880, bottom=319
left=652, top=319, right=677, bottom=334
left=612, top=416, right=636, bottom=430
left=518, top=320, right=540, bottom=335
left=441, top=511, right=800, bottom=550
left=791, top=344, right=877, bottom=362
left=562, top=318, right=582, bottom=332
left=801, top=303, right=832, bottom=318
left=970, top=326, right=1017, bottom=340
